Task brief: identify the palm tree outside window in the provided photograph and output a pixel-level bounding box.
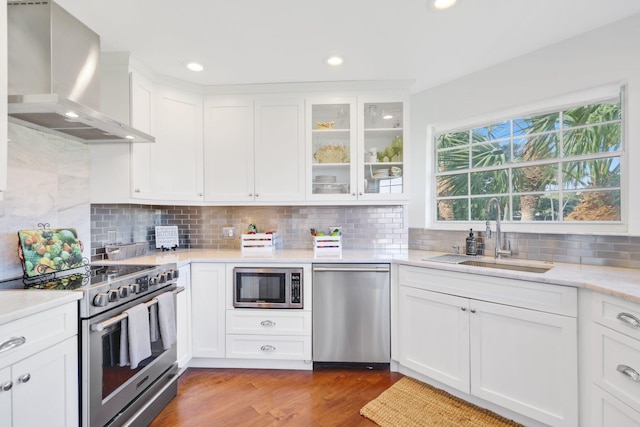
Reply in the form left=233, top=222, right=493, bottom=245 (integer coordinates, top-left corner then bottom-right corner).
left=435, top=91, right=622, bottom=223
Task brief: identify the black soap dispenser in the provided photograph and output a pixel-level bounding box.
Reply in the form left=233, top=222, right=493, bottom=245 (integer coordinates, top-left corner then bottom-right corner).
left=466, top=229, right=477, bottom=256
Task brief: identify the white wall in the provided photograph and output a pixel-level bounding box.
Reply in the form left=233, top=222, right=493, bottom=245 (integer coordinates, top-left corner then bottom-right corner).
left=409, top=13, right=640, bottom=235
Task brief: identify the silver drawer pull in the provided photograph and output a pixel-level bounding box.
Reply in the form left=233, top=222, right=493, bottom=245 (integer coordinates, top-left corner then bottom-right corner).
left=260, top=345, right=276, bottom=352
left=260, top=320, right=276, bottom=327
left=19, top=373, right=31, bottom=383
left=0, top=336, right=26, bottom=353
left=1, top=381, right=12, bottom=392
left=617, top=364, right=640, bottom=382
left=617, top=312, right=640, bottom=329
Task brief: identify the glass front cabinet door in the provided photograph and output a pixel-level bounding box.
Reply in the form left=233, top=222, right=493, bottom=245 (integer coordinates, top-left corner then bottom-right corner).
left=358, top=98, right=407, bottom=200
left=306, top=95, right=408, bottom=202
left=306, top=98, right=357, bottom=200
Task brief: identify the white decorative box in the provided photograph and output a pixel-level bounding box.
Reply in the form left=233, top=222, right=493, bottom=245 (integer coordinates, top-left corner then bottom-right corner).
left=313, top=235, right=342, bottom=256
left=241, top=233, right=281, bottom=253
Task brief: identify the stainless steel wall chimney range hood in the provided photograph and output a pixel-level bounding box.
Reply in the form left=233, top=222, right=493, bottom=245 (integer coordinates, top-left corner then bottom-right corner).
left=7, top=1, right=154, bottom=143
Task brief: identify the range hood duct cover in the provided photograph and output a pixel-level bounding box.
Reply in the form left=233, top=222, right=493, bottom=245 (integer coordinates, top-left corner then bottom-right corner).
left=7, top=1, right=154, bottom=143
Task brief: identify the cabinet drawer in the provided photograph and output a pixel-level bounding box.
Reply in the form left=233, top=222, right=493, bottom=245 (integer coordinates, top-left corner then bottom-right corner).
left=226, top=334, right=311, bottom=360
left=592, top=293, right=640, bottom=341
left=226, top=310, right=311, bottom=336
left=593, top=324, right=640, bottom=412
left=0, top=303, right=77, bottom=367
left=591, top=385, right=640, bottom=427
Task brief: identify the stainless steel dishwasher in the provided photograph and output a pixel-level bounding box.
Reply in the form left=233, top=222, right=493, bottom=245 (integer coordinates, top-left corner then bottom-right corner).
left=312, top=263, right=390, bottom=369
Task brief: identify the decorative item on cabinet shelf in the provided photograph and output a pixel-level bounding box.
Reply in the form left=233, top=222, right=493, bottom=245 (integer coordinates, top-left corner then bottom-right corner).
left=314, top=144, right=349, bottom=163
left=315, top=121, right=334, bottom=129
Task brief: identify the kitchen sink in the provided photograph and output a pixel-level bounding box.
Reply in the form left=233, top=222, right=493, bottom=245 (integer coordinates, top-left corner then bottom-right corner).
left=424, top=254, right=552, bottom=274
left=459, top=260, right=551, bottom=274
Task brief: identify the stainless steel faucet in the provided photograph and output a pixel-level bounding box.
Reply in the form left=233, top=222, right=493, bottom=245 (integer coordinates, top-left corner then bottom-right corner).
left=485, top=197, right=512, bottom=259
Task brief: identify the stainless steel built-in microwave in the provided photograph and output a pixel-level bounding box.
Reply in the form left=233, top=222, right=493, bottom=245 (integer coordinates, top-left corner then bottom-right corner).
left=233, top=267, right=303, bottom=309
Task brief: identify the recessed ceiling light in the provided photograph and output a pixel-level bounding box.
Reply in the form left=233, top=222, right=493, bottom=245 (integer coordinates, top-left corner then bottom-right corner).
left=430, top=0, right=458, bottom=10
left=125, top=135, right=135, bottom=140
left=186, top=62, right=204, bottom=72
left=327, top=56, right=344, bottom=66
left=65, top=111, right=79, bottom=118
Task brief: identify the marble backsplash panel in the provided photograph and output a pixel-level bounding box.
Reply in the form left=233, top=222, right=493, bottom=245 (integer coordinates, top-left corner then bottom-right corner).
left=0, top=124, right=91, bottom=282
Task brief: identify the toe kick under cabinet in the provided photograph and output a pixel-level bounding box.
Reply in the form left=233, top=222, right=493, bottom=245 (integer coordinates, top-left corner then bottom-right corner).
left=225, top=310, right=312, bottom=361
left=396, top=265, right=578, bottom=427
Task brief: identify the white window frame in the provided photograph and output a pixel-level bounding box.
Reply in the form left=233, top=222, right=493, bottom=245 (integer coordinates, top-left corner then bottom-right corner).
left=427, top=84, right=627, bottom=235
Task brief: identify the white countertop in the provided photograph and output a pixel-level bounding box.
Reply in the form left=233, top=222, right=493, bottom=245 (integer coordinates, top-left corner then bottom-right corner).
left=99, top=248, right=640, bottom=304
left=0, top=290, right=81, bottom=326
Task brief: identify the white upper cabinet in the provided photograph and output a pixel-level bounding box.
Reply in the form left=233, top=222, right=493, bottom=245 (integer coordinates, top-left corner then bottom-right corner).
left=253, top=97, right=305, bottom=202
left=129, top=69, right=155, bottom=200
left=147, top=85, right=204, bottom=201
left=203, top=95, right=305, bottom=203
left=306, top=94, right=408, bottom=203
left=203, top=96, right=255, bottom=202
left=0, top=2, right=7, bottom=200
left=357, top=95, right=408, bottom=201
left=306, top=97, right=357, bottom=201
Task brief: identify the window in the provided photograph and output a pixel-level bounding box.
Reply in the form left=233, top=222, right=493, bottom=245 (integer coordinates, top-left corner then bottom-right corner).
left=434, top=93, right=623, bottom=223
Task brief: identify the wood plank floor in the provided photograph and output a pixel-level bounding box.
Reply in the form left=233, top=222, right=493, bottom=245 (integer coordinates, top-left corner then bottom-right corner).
left=149, top=368, right=403, bottom=426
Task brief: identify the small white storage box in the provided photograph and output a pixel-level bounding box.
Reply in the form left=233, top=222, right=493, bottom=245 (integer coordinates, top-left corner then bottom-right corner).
left=314, top=235, right=342, bottom=256
left=241, top=233, right=281, bottom=253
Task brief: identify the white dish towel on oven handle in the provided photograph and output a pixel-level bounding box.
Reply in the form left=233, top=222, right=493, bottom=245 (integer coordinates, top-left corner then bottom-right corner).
left=120, top=303, right=152, bottom=369
left=156, top=292, right=177, bottom=350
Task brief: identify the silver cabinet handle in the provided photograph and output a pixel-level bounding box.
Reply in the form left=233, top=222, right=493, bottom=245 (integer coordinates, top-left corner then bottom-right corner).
left=255, top=193, right=259, bottom=197
left=134, top=188, right=141, bottom=193
left=470, top=308, right=477, bottom=313
left=260, top=345, right=276, bottom=352
left=0, top=336, right=26, bottom=353
left=617, top=312, right=640, bottom=329
left=1, top=381, right=12, bottom=392
left=617, top=364, right=640, bottom=382
left=461, top=307, right=467, bottom=311
left=260, top=320, right=276, bottom=327
left=248, top=193, right=253, bottom=197
left=19, top=373, right=31, bottom=383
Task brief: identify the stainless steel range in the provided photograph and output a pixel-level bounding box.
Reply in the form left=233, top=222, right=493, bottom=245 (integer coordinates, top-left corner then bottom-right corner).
left=79, top=263, right=181, bottom=427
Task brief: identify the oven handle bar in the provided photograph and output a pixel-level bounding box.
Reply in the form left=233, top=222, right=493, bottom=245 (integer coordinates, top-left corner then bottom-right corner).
left=91, top=286, right=185, bottom=332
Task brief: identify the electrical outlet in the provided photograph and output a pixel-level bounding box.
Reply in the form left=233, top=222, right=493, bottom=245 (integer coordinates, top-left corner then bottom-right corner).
left=222, top=227, right=236, bottom=239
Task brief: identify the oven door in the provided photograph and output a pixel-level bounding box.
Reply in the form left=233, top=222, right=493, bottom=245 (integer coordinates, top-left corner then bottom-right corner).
left=81, top=285, right=179, bottom=427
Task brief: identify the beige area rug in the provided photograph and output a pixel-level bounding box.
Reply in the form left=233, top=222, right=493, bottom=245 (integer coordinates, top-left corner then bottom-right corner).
left=360, top=377, right=523, bottom=427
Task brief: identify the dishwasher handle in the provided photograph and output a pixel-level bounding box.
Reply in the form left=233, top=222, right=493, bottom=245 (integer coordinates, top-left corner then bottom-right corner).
left=313, top=266, right=390, bottom=273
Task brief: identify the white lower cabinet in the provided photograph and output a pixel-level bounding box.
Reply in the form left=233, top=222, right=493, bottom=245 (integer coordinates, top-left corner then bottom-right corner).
left=0, top=302, right=78, bottom=427
left=225, top=310, right=312, bottom=360
left=397, top=265, right=578, bottom=427
left=591, top=386, right=640, bottom=427
left=585, top=291, right=640, bottom=426
left=190, top=263, right=226, bottom=358
left=10, top=336, right=77, bottom=427
left=176, top=264, right=192, bottom=367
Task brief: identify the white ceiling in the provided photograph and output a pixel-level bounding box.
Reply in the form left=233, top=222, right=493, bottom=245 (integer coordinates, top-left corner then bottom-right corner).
left=55, top=0, right=640, bottom=92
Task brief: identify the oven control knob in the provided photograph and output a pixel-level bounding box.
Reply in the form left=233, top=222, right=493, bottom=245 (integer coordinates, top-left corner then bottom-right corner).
left=130, top=283, right=140, bottom=294
left=172, top=269, right=180, bottom=279
left=158, top=273, right=167, bottom=284
left=149, top=276, right=159, bottom=286
left=108, top=289, right=119, bottom=303
left=93, top=293, right=109, bottom=307
left=119, top=285, right=131, bottom=298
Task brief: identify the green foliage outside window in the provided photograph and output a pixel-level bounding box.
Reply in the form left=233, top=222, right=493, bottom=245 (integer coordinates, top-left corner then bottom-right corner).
left=435, top=95, right=622, bottom=222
